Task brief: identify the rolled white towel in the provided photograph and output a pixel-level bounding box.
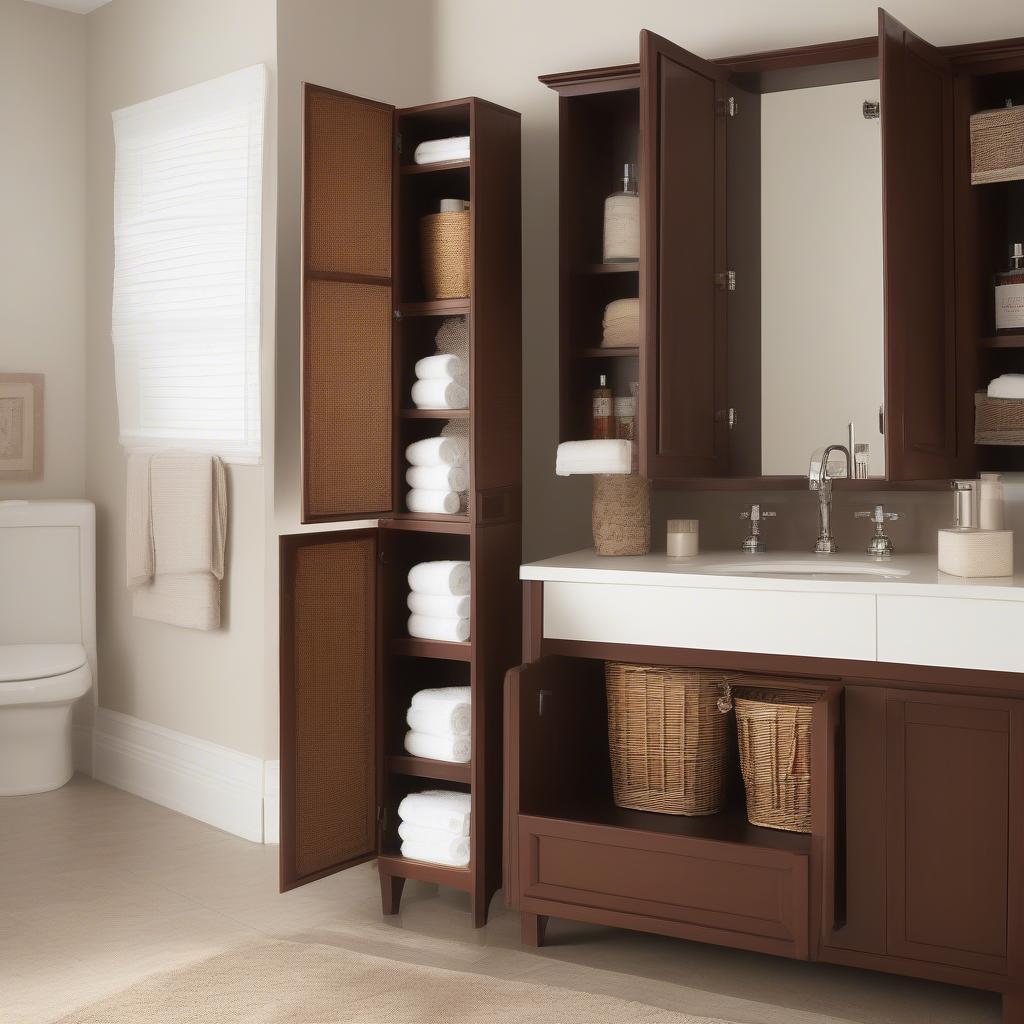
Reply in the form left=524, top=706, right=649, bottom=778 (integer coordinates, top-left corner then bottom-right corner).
left=411, top=378, right=468, bottom=410
left=398, top=821, right=470, bottom=864
left=408, top=560, right=470, bottom=596
left=408, top=614, right=470, bottom=643
left=404, top=729, right=471, bottom=763
left=406, top=489, right=461, bottom=515
left=407, top=592, right=470, bottom=619
left=415, top=353, right=467, bottom=383
left=407, top=686, right=472, bottom=735
left=556, top=439, right=633, bottom=476
left=406, top=464, right=468, bottom=492
left=406, top=435, right=469, bottom=467
left=400, top=838, right=469, bottom=867
left=398, top=789, right=471, bottom=835
left=413, top=136, right=470, bottom=165
left=988, top=374, right=1024, bottom=400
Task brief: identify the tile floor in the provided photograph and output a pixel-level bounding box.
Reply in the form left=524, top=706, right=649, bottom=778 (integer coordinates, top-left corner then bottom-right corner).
left=0, top=777, right=1001, bottom=1024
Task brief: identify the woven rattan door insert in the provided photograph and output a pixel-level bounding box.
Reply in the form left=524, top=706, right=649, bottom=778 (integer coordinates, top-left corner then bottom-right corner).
left=301, top=85, right=394, bottom=522
left=280, top=530, right=378, bottom=891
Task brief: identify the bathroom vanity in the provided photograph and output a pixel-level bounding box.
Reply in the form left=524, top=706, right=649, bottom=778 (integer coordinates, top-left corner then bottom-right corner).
left=505, top=553, right=1024, bottom=1020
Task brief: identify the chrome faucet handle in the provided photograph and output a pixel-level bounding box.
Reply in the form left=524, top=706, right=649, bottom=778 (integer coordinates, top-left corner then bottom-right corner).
left=740, top=504, right=776, bottom=554
left=855, top=504, right=900, bottom=559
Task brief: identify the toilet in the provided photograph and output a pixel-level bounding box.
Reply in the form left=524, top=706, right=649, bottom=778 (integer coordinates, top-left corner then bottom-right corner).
left=0, top=501, right=95, bottom=796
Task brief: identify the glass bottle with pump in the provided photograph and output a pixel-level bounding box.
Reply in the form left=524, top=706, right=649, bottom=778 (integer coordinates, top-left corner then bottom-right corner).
left=603, top=163, right=639, bottom=264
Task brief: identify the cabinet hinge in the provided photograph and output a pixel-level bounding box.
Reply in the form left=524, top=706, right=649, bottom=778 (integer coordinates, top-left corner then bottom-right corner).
left=538, top=689, right=552, bottom=717
left=716, top=96, right=738, bottom=117
left=878, top=405, right=885, bottom=436
left=716, top=407, right=738, bottom=430
left=714, top=270, right=737, bottom=291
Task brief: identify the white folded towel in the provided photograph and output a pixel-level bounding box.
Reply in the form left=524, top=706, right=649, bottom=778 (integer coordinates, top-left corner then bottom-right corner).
left=398, top=821, right=470, bottom=864
left=406, top=489, right=461, bottom=514
left=407, top=592, right=470, bottom=619
left=407, top=703, right=471, bottom=738
left=400, top=838, right=469, bottom=867
left=408, top=560, right=470, bottom=596
left=988, top=374, right=1024, bottom=400
left=411, top=685, right=472, bottom=709
left=406, top=435, right=469, bottom=467
left=411, top=378, right=468, bottom=410
left=398, top=789, right=471, bottom=835
left=415, top=353, right=467, bottom=383
left=413, top=136, right=470, bottom=165
left=404, top=729, right=471, bottom=763
left=408, top=614, right=470, bottom=643
left=556, top=439, right=634, bottom=476
left=405, top=464, right=468, bottom=492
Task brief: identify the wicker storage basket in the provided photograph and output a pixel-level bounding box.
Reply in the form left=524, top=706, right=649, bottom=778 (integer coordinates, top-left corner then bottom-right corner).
left=734, top=688, right=816, bottom=833
left=605, top=663, right=736, bottom=816
left=975, top=391, right=1024, bottom=445
left=592, top=473, right=650, bottom=555
left=970, top=103, right=1024, bottom=185
left=420, top=211, right=470, bottom=299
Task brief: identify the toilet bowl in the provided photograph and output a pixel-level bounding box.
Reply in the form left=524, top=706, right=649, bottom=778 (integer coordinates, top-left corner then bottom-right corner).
left=0, top=645, right=93, bottom=795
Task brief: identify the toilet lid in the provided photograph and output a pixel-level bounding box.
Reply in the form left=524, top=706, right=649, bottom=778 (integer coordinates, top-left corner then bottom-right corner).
left=0, top=644, right=87, bottom=682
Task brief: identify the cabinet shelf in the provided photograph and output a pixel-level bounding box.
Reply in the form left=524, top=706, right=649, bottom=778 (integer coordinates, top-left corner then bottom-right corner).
left=388, top=754, right=471, bottom=784
left=391, top=637, right=473, bottom=662
left=400, top=408, right=470, bottom=419
left=578, top=346, right=639, bottom=358
left=376, top=852, right=473, bottom=889
left=399, top=299, right=470, bottom=317
left=400, top=159, right=471, bottom=175
left=390, top=511, right=470, bottom=526
left=579, top=262, right=639, bottom=275
left=981, top=332, right=1024, bottom=349
left=384, top=517, right=471, bottom=536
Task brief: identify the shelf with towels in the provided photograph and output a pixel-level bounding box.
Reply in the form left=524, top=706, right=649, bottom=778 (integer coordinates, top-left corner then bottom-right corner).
left=578, top=347, right=639, bottom=359
left=579, top=263, right=639, bottom=275
left=376, top=852, right=473, bottom=889
left=391, top=637, right=473, bottom=662
left=400, top=159, right=471, bottom=176
left=401, top=408, right=471, bottom=419
left=399, top=299, right=471, bottom=317
left=388, top=754, right=471, bottom=785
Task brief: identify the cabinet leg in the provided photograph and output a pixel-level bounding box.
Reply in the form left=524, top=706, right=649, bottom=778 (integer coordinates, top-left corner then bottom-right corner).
left=1004, top=993, right=1024, bottom=1024
left=379, top=872, right=405, bottom=916
left=521, top=912, right=547, bottom=947
left=472, top=894, right=490, bottom=929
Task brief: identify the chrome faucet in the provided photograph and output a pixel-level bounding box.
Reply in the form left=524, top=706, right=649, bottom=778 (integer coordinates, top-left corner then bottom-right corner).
left=809, top=444, right=852, bottom=554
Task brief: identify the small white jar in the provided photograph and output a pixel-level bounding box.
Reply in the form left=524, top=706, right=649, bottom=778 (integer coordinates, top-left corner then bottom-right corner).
left=667, top=519, right=698, bottom=557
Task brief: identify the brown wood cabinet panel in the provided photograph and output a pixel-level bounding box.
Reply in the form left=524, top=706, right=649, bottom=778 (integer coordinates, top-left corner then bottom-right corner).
left=879, top=11, right=959, bottom=480
left=885, top=689, right=1014, bottom=975
left=640, top=30, right=730, bottom=479
left=279, top=530, right=380, bottom=891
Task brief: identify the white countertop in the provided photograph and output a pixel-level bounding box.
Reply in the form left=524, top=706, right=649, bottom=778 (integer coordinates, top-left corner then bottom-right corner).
left=521, top=549, right=1024, bottom=602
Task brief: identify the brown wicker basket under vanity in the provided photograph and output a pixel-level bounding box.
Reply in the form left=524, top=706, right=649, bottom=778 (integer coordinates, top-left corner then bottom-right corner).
left=733, top=687, right=816, bottom=833
left=975, top=391, right=1024, bottom=445
left=605, top=662, right=736, bottom=816
left=420, top=209, right=470, bottom=299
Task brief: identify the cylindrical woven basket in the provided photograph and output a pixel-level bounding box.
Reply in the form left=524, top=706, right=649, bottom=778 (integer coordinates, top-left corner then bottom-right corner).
left=420, top=211, right=470, bottom=299
left=605, top=663, right=736, bottom=816
left=970, top=104, right=1024, bottom=185
left=593, top=473, right=650, bottom=555
left=975, top=391, right=1024, bottom=445
left=734, top=688, right=816, bottom=833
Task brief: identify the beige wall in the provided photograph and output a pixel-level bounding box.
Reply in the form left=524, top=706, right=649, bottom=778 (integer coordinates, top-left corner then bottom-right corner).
left=0, top=0, right=86, bottom=500
left=84, top=0, right=278, bottom=758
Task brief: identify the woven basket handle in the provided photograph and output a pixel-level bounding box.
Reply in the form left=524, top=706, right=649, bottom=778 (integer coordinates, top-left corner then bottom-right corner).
left=716, top=681, right=733, bottom=714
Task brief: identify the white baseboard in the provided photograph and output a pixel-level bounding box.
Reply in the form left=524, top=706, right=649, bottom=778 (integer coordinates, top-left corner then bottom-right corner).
left=92, top=709, right=277, bottom=844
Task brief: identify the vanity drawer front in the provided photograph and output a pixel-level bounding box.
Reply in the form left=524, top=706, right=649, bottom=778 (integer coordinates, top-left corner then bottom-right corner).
left=518, top=815, right=809, bottom=959
left=877, top=596, right=1024, bottom=673
left=543, top=581, right=876, bottom=661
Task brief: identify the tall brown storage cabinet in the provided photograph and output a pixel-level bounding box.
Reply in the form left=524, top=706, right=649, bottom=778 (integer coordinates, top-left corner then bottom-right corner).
left=279, top=86, right=522, bottom=927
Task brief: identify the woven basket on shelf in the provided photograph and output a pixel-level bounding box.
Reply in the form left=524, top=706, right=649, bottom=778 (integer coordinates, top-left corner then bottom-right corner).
left=605, top=663, right=736, bottom=816
left=975, top=391, right=1024, bottom=445
left=592, top=472, right=650, bottom=555
left=420, top=211, right=470, bottom=299
left=734, top=688, right=816, bottom=833
left=970, top=103, right=1024, bottom=185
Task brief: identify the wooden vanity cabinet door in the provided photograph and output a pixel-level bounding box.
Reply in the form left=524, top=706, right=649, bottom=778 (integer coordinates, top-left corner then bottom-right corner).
left=300, top=84, right=396, bottom=522
left=884, top=689, right=1022, bottom=975
left=639, top=30, right=731, bottom=479
left=279, top=530, right=381, bottom=891
left=878, top=11, right=961, bottom=481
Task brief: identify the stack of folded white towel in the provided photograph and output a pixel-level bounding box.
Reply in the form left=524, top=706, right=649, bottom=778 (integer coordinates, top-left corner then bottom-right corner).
left=555, top=438, right=634, bottom=476
left=407, top=559, right=471, bottom=642
left=404, top=686, right=471, bottom=764
left=413, top=135, right=471, bottom=166
left=397, top=789, right=471, bottom=867
left=988, top=374, right=1024, bottom=399
left=411, top=351, right=468, bottom=411
left=405, top=423, right=469, bottom=515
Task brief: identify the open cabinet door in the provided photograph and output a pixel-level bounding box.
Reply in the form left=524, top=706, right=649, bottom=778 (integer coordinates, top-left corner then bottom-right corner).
left=879, top=11, right=958, bottom=480
left=280, top=530, right=380, bottom=891
left=640, top=29, right=731, bottom=479
left=301, top=85, right=395, bottom=522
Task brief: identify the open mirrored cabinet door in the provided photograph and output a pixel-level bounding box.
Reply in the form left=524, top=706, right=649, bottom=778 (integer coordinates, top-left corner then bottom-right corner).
left=300, top=84, right=396, bottom=522
left=280, top=530, right=380, bottom=892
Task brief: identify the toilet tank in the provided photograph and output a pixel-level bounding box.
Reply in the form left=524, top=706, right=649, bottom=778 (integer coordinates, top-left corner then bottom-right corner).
left=0, top=501, right=96, bottom=657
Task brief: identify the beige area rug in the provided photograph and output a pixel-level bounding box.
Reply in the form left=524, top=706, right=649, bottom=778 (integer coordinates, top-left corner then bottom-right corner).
left=56, top=938, right=738, bottom=1024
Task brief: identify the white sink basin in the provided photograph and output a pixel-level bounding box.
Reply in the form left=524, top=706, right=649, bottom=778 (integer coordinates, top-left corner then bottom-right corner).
left=701, top=560, right=911, bottom=579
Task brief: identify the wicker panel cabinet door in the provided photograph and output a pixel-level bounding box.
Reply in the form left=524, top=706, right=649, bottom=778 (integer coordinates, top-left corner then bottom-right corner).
left=301, top=84, right=395, bottom=522
left=280, top=531, right=379, bottom=891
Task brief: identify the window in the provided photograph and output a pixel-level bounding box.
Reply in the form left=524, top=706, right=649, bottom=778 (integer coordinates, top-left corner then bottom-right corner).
left=112, top=65, right=267, bottom=464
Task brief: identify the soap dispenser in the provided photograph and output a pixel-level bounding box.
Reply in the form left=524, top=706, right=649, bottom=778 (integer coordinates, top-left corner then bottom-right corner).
left=603, top=163, right=639, bottom=263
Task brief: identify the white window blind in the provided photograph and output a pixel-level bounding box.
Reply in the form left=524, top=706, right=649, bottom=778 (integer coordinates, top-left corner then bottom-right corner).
left=112, top=64, right=266, bottom=464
